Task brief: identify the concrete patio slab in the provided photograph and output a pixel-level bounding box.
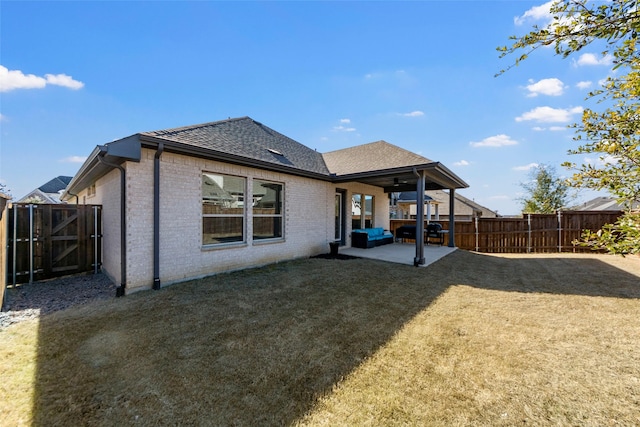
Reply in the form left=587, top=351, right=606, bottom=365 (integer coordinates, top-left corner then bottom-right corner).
left=339, top=243, right=457, bottom=267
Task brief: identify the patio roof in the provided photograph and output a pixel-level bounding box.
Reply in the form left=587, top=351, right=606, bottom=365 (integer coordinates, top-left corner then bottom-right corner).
left=323, top=141, right=468, bottom=192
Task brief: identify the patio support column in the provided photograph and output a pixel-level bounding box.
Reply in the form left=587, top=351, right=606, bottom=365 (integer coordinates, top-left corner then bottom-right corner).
left=448, top=188, right=455, bottom=247
left=414, top=169, right=425, bottom=266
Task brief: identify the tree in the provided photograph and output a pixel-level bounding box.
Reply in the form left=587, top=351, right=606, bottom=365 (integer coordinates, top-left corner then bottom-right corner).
left=0, top=182, right=11, bottom=197
left=499, top=0, right=640, bottom=254
left=519, top=164, right=573, bottom=213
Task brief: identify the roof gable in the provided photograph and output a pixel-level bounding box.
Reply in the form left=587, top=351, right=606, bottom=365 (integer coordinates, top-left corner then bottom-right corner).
left=322, top=140, right=432, bottom=175
left=141, top=117, right=330, bottom=176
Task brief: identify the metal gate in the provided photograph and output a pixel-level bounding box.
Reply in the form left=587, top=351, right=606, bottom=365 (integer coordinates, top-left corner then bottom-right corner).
left=6, top=204, right=102, bottom=285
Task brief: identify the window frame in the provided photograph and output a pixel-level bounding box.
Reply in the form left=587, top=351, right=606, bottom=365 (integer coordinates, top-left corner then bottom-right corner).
left=252, top=179, right=285, bottom=242
left=201, top=172, right=247, bottom=247
left=351, top=193, right=375, bottom=230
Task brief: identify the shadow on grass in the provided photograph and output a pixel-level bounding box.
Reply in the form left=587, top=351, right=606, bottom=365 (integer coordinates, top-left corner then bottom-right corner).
left=30, top=251, right=639, bottom=425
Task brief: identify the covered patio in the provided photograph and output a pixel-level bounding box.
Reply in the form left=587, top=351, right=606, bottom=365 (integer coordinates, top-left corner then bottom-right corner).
left=324, top=141, right=469, bottom=266
left=339, top=242, right=457, bottom=267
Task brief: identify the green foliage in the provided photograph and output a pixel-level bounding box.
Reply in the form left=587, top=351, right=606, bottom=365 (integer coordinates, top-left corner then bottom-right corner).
left=579, top=211, right=640, bottom=255
left=0, top=182, right=10, bottom=197
left=520, top=164, right=573, bottom=213
left=500, top=0, right=640, bottom=253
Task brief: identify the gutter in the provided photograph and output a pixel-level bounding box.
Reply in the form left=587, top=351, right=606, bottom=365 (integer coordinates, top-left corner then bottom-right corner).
left=97, top=149, right=128, bottom=297
left=153, top=142, right=164, bottom=290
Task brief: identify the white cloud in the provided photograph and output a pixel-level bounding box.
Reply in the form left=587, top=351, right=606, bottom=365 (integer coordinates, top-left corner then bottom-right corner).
left=576, top=81, right=592, bottom=90
left=333, top=125, right=356, bottom=132
left=45, top=73, right=84, bottom=90
left=470, top=134, right=518, bottom=148
left=0, top=65, right=84, bottom=92
left=515, top=106, right=583, bottom=123
left=340, top=118, right=351, bottom=124
left=575, top=53, right=614, bottom=67
left=514, top=1, right=554, bottom=25
left=584, top=155, right=617, bottom=166
left=453, top=160, right=470, bottom=166
left=533, top=125, right=568, bottom=131
left=401, top=110, right=424, bottom=117
left=60, top=156, right=87, bottom=163
left=0, top=113, right=6, bottom=122
left=513, top=162, right=539, bottom=171
left=525, top=78, right=566, bottom=97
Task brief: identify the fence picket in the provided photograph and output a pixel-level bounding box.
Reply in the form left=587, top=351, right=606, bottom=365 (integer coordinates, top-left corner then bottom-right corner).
left=390, top=210, right=623, bottom=253
left=6, top=204, right=102, bottom=285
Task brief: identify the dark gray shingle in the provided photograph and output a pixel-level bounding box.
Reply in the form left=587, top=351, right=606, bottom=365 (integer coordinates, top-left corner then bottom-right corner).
left=39, top=176, right=73, bottom=193
left=142, top=117, right=330, bottom=176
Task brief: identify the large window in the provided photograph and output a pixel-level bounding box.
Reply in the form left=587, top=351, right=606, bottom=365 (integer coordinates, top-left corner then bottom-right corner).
left=253, top=180, right=284, bottom=240
left=202, top=173, right=245, bottom=245
left=351, top=193, right=374, bottom=230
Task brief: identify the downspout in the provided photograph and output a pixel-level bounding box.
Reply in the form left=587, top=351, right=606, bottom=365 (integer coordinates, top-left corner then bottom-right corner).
left=413, top=167, right=425, bottom=266
left=66, top=191, right=80, bottom=205
left=97, top=151, right=128, bottom=297
left=153, top=142, right=164, bottom=290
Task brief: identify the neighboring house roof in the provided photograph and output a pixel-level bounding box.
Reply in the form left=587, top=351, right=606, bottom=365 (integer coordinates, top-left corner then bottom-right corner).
left=39, top=176, right=73, bottom=194
left=322, top=141, right=432, bottom=175
left=397, top=190, right=499, bottom=218
left=397, top=192, right=435, bottom=203
left=62, top=117, right=468, bottom=200
left=16, top=176, right=73, bottom=203
left=573, top=196, right=638, bottom=211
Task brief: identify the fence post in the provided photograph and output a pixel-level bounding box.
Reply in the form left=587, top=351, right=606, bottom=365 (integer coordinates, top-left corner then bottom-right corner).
left=475, top=216, right=479, bottom=252
left=93, top=205, right=99, bottom=274
left=29, top=204, right=34, bottom=284
left=527, top=213, right=531, bottom=253
left=12, top=205, right=17, bottom=286
left=557, top=210, right=562, bottom=253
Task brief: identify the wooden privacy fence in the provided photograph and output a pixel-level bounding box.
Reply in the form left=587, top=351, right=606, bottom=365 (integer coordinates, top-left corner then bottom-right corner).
left=390, top=210, right=623, bottom=253
left=6, top=204, right=102, bottom=286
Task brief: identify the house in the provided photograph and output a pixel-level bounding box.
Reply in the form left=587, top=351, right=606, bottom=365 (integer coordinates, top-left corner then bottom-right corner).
left=16, top=176, right=73, bottom=204
left=572, top=196, right=639, bottom=211
left=393, top=190, right=498, bottom=221
left=62, top=117, right=468, bottom=295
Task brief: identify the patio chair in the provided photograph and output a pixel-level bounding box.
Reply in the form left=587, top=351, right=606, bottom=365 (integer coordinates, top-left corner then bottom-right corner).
left=425, top=223, right=444, bottom=245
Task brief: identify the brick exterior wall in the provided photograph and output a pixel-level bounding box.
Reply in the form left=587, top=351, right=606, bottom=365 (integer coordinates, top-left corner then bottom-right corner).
left=96, top=149, right=390, bottom=294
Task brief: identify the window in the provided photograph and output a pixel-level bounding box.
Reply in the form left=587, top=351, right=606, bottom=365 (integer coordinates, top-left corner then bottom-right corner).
left=351, top=193, right=374, bottom=229
left=253, top=180, right=284, bottom=240
left=202, top=173, right=245, bottom=245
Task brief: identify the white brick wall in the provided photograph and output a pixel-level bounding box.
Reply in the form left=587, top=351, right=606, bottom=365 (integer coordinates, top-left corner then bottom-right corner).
left=91, top=149, right=389, bottom=294
left=77, top=168, right=122, bottom=285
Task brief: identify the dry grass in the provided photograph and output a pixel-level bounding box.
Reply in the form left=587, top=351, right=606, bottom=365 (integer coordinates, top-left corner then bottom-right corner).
left=1, top=251, right=639, bottom=426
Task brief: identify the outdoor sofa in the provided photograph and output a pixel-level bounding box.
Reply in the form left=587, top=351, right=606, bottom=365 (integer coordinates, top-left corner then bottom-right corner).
left=351, top=227, right=394, bottom=249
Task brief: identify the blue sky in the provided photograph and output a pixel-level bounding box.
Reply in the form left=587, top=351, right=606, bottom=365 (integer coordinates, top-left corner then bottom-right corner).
left=1, top=1, right=613, bottom=215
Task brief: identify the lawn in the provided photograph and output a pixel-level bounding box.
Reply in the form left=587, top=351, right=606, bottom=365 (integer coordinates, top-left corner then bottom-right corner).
left=1, top=250, right=639, bottom=426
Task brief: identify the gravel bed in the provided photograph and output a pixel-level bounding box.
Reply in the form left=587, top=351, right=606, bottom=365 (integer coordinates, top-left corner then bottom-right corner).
left=1, top=273, right=116, bottom=330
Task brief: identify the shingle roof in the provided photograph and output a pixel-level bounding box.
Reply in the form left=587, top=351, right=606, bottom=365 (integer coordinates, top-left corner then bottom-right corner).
left=322, top=140, right=432, bottom=175
left=38, top=176, right=73, bottom=193
left=141, top=117, right=330, bottom=176
left=573, top=196, right=638, bottom=211
left=397, top=190, right=499, bottom=218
